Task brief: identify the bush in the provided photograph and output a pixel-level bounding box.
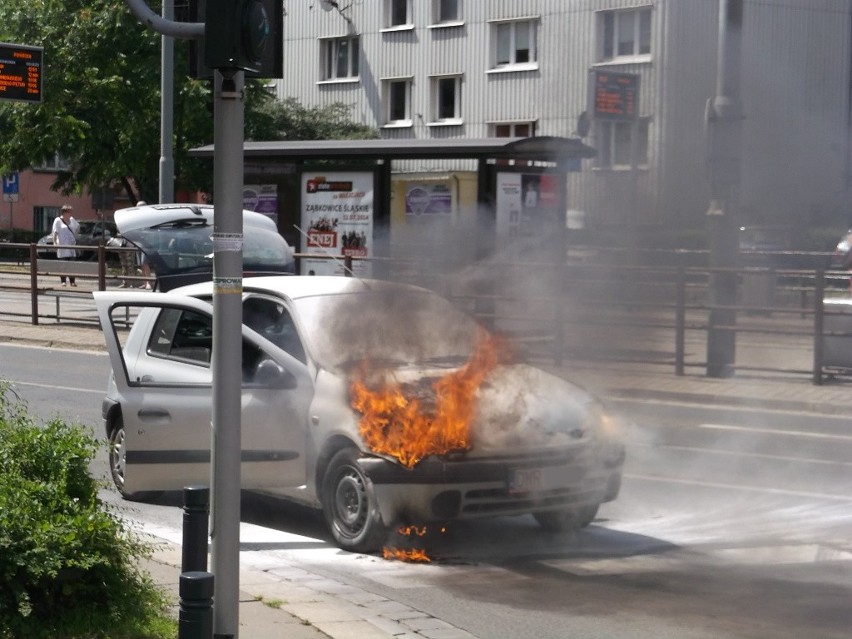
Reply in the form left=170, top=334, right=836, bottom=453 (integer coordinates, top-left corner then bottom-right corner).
left=0, top=383, right=175, bottom=639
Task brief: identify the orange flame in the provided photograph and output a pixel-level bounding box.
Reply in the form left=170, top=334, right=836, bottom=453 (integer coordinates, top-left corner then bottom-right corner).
left=382, top=547, right=431, bottom=563
left=350, top=334, right=507, bottom=469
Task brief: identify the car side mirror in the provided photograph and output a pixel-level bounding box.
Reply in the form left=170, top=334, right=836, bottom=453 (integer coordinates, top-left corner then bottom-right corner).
left=254, top=359, right=296, bottom=390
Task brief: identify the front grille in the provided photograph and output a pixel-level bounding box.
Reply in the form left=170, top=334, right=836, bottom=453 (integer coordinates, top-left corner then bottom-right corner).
left=460, top=480, right=608, bottom=516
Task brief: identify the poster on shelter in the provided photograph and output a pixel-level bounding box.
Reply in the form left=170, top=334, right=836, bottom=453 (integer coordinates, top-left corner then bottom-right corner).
left=243, top=184, right=278, bottom=224
left=495, top=172, right=561, bottom=253
left=405, top=182, right=452, bottom=217
left=300, top=172, right=373, bottom=276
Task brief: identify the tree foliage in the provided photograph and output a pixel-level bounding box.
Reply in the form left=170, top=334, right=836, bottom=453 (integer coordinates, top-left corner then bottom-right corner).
left=0, top=0, right=376, bottom=204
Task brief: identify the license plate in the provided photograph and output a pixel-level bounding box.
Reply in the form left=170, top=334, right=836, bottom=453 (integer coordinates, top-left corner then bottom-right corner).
left=508, top=465, right=584, bottom=493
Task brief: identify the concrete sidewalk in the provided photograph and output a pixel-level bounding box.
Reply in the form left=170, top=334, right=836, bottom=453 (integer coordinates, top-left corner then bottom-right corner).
left=3, top=315, right=852, bottom=638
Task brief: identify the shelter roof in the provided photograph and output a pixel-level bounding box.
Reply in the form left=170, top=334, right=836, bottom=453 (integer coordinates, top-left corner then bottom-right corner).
left=188, top=136, right=596, bottom=164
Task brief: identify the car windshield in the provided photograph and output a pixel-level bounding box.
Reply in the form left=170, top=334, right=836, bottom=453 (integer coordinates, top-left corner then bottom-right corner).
left=292, top=288, right=485, bottom=371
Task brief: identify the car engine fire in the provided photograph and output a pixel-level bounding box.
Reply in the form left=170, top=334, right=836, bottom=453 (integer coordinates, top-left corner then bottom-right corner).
left=349, top=334, right=506, bottom=468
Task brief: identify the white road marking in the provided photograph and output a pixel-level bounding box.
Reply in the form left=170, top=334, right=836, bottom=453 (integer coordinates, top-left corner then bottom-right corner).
left=698, top=422, right=852, bottom=441
left=626, top=472, right=852, bottom=502
left=1, top=379, right=104, bottom=395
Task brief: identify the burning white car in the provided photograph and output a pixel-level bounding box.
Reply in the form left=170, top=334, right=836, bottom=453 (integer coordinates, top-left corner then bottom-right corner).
left=94, top=276, right=625, bottom=553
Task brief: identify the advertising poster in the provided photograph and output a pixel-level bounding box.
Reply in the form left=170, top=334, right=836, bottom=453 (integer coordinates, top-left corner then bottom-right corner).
left=243, top=184, right=279, bottom=224
left=495, top=172, right=561, bottom=252
left=405, top=182, right=453, bottom=217
left=300, top=172, right=374, bottom=276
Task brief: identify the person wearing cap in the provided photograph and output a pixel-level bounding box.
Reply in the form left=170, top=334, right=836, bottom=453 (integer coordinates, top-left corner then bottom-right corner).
left=51, top=205, right=80, bottom=286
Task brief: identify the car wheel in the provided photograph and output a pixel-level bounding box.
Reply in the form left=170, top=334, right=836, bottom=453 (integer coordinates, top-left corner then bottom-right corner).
left=321, top=447, right=387, bottom=553
left=534, top=504, right=599, bottom=532
left=108, top=417, right=161, bottom=502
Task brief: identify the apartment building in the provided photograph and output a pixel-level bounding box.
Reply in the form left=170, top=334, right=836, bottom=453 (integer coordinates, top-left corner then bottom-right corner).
left=275, top=0, right=852, bottom=235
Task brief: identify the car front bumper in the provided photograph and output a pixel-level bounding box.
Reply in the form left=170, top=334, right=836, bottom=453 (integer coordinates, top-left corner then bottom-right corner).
left=357, top=445, right=624, bottom=525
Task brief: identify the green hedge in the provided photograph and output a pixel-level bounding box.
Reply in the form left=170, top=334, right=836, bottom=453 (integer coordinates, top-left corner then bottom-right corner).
left=0, top=383, right=175, bottom=639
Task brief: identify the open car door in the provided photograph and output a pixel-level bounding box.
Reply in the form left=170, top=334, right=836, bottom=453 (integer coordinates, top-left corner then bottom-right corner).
left=93, top=291, right=312, bottom=495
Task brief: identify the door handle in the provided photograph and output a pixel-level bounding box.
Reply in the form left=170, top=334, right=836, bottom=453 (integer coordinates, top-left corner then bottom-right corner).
left=137, top=408, right=170, bottom=422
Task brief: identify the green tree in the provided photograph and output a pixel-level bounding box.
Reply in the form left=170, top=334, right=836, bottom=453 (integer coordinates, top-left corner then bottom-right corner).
left=0, top=0, right=375, bottom=204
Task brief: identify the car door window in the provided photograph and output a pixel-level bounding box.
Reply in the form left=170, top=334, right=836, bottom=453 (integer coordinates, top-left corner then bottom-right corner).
left=148, top=308, right=212, bottom=365
left=243, top=296, right=307, bottom=364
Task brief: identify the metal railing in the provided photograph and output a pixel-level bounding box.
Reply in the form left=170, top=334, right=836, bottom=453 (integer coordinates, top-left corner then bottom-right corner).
left=3, top=244, right=852, bottom=384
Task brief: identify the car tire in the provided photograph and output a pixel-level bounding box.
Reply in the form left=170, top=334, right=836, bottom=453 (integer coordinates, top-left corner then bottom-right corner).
left=321, top=447, right=387, bottom=553
left=533, top=504, right=599, bottom=532
left=108, top=417, right=161, bottom=502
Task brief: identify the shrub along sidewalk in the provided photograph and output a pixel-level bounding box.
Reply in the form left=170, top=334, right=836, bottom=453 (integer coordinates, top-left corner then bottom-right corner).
left=0, top=382, right=175, bottom=639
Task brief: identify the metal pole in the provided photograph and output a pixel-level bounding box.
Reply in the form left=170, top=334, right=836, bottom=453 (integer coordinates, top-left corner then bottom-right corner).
left=210, top=68, right=245, bottom=639
left=705, top=0, right=743, bottom=378
left=812, top=270, right=825, bottom=385
left=160, top=0, right=175, bottom=204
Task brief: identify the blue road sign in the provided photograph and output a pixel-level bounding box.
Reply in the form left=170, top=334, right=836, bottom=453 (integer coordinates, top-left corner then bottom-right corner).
left=3, top=171, right=19, bottom=202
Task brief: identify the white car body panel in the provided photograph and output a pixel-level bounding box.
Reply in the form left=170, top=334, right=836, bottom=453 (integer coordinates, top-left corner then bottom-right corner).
left=94, top=291, right=312, bottom=494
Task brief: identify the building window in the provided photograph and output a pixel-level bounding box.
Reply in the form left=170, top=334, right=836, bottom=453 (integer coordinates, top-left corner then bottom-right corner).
left=383, top=78, right=412, bottom=126
left=430, top=75, right=462, bottom=124
left=34, top=152, right=70, bottom=172
left=321, top=36, right=359, bottom=81
left=492, top=19, right=538, bottom=68
left=491, top=121, right=536, bottom=138
left=596, top=118, right=650, bottom=169
left=386, top=0, right=411, bottom=28
left=34, top=206, right=61, bottom=233
left=433, top=0, right=460, bottom=23
left=600, top=8, right=652, bottom=61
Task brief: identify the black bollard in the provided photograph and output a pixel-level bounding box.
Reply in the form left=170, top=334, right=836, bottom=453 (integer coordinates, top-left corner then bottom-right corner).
left=182, top=485, right=210, bottom=573
left=178, top=571, right=214, bottom=639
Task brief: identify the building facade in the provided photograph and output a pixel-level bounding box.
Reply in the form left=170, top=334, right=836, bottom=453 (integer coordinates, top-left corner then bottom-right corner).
left=275, top=0, right=852, bottom=235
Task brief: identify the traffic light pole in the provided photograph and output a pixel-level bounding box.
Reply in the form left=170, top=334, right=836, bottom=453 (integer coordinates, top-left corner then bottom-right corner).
left=210, top=68, right=245, bottom=639
left=124, top=2, right=255, bottom=636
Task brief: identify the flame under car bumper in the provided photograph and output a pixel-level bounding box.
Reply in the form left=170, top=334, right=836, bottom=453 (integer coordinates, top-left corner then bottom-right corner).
left=357, top=446, right=625, bottom=524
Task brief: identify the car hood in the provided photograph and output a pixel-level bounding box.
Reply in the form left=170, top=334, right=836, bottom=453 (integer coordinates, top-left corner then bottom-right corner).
left=114, top=204, right=295, bottom=290
left=350, top=361, right=621, bottom=462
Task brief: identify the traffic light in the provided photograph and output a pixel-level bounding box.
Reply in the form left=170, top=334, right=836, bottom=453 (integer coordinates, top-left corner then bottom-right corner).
left=190, top=0, right=283, bottom=79
left=204, top=0, right=271, bottom=73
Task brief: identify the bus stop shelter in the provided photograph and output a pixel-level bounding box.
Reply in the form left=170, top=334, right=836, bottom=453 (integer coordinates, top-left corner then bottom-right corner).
left=189, top=136, right=596, bottom=275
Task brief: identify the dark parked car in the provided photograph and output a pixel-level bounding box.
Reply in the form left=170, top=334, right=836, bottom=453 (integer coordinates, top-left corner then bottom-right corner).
left=37, top=219, right=118, bottom=260
left=113, top=203, right=296, bottom=291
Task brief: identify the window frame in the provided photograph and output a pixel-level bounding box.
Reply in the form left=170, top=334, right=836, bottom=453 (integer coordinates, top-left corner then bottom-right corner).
left=489, top=121, right=537, bottom=138
left=430, top=0, right=462, bottom=27
left=599, top=7, right=652, bottom=63
left=429, top=74, right=463, bottom=125
left=489, top=17, right=539, bottom=72
left=384, top=0, right=413, bottom=30
left=319, top=35, right=360, bottom=83
left=595, top=118, right=651, bottom=170
left=33, top=152, right=70, bottom=172
left=382, top=76, right=414, bottom=128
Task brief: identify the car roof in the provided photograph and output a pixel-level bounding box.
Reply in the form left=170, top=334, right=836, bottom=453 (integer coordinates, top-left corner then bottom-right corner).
left=114, top=203, right=277, bottom=234
left=171, top=275, right=422, bottom=300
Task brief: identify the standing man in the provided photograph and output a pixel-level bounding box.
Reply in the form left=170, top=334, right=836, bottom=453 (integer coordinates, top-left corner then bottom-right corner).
left=52, top=205, right=80, bottom=286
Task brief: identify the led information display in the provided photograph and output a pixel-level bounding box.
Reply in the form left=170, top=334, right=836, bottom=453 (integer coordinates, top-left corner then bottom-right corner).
left=0, top=42, right=43, bottom=103
left=589, top=70, right=639, bottom=121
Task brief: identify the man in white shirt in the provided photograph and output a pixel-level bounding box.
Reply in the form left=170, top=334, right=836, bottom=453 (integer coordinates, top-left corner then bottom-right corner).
left=51, top=205, right=80, bottom=286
